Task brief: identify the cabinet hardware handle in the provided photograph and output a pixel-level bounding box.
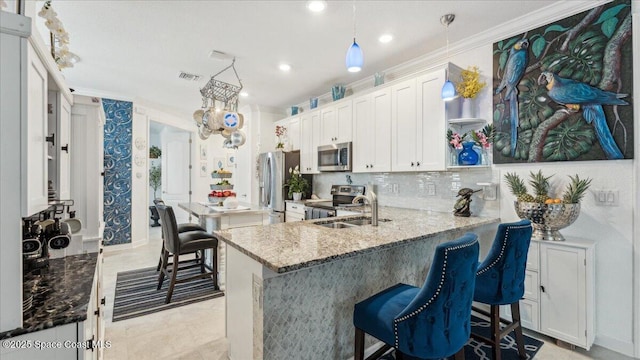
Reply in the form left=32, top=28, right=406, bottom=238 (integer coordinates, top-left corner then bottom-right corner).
left=61, top=144, right=69, bottom=153
left=370, top=164, right=373, bottom=168
left=94, top=309, right=100, bottom=316
left=101, top=297, right=106, bottom=305
left=410, top=162, right=414, bottom=167
left=365, top=165, right=369, bottom=168
left=46, top=134, right=55, bottom=146
left=416, top=161, right=420, bottom=166
left=540, top=285, right=545, bottom=293
left=101, top=171, right=105, bottom=177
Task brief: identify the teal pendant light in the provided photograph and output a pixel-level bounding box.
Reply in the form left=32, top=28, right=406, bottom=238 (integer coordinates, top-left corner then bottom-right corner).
left=441, top=14, right=457, bottom=101
left=346, top=2, right=363, bottom=72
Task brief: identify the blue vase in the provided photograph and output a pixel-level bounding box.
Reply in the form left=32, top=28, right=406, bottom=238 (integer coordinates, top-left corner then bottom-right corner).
left=458, top=142, right=479, bottom=165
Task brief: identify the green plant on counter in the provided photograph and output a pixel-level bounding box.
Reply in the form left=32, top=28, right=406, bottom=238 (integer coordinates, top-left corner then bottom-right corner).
left=149, top=145, right=161, bottom=159
left=285, top=165, right=309, bottom=198
left=149, top=164, right=161, bottom=198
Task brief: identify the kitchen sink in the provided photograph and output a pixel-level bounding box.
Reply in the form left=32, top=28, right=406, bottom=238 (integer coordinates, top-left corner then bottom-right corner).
left=314, top=217, right=391, bottom=229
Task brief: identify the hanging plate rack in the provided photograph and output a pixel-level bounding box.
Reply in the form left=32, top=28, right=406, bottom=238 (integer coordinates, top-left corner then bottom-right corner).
left=200, top=58, right=243, bottom=112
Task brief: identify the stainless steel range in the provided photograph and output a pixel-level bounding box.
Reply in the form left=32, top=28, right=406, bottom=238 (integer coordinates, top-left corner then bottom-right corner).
left=305, top=185, right=365, bottom=219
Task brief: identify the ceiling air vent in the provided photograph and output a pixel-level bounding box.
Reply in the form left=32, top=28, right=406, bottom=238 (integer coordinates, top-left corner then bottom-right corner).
left=178, top=71, right=202, bottom=81
left=209, top=49, right=234, bottom=60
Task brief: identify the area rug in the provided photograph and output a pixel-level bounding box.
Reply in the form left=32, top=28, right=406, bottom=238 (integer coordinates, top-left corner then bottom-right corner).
left=112, top=263, right=224, bottom=322
left=378, top=315, right=543, bottom=359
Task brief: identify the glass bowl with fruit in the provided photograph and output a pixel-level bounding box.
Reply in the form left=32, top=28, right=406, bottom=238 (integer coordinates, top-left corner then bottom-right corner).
left=505, top=171, right=591, bottom=241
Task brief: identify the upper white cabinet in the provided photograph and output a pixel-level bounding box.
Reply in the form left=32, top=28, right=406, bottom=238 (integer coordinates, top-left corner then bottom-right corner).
left=48, top=91, right=72, bottom=201
left=319, top=100, right=352, bottom=146
left=273, top=116, right=300, bottom=151
left=352, top=88, right=391, bottom=172
left=300, top=110, right=320, bottom=174
left=390, top=78, right=419, bottom=171
left=24, top=42, right=49, bottom=216
left=416, top=70, right=447, bottom=171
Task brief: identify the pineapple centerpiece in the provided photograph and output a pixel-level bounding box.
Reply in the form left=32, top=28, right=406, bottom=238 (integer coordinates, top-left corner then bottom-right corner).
left=505, top=171, right=591, bottom=241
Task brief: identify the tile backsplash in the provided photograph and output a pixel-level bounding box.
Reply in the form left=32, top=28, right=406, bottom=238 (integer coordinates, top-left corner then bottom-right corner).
left=313, top=169, right=500, bottom=217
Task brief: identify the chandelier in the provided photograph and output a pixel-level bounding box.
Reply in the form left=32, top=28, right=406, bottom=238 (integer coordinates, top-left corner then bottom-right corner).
left=193, top=59, right=246, bottom=148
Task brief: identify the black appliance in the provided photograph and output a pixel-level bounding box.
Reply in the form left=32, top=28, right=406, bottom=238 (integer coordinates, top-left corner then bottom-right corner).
left=305, top=185, right=365, bottom=219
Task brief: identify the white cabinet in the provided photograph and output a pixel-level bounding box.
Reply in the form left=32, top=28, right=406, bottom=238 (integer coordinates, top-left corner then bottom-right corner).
left=352, top=88, right=391, bottom=172
left=23, top=42, right=49, bottom=216
left=300, top=110, right=320, bottom=174
left=416, top=70, right=447, bottom=171
left=502, top=238, right=595, bottom=350
left=285, top=202, right=306, bottom=222
left=274, top=116, right=300, bottom=151
left=47, top=91, right=72, bottom=201
left=390, top=78, right=418, bottom=171
left=539, top=240, right=595, bottom=349
left=319, top=100, right=352, bottom=146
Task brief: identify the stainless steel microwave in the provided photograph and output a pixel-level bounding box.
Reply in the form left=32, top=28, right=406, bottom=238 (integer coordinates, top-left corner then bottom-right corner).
left=317, top=142, right=352, bottom=172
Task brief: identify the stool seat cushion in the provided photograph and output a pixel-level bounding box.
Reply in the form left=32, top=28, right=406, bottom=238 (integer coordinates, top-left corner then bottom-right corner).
left=179, top=230, right=218, bottom=254
left=354, top=283, right=419, bottom=346
left=178, top=223, right=206, bottom=233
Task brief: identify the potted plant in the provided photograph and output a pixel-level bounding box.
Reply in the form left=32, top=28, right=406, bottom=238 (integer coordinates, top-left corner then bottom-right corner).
left=285, top=165, right=309, bottom=201
left=455, top=66, right=486, bottom=118
left=149, top=164, right=161, bottom=199
left=149, top=145, right=162, bottom=159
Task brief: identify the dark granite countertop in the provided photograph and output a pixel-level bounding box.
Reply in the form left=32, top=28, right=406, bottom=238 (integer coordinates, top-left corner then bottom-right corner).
left=0, top=252, right=99, bottom=340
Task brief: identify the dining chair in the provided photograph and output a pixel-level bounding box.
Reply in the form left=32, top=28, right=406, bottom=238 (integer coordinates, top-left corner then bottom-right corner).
left=353, top=233, right=479, bottom=360
left=472, top=219, right=533, bottom=360
left=156, top=204, right=219, bottom=303
left=153, top=198, right=206, bottom=271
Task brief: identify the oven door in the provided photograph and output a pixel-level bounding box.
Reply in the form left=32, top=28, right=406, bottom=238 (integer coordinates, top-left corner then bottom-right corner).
left=317, top=142, right=351, bottom=172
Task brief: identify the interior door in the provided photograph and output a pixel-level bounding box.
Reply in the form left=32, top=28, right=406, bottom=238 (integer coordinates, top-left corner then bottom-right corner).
left=161, top=129, right=191, bottom=223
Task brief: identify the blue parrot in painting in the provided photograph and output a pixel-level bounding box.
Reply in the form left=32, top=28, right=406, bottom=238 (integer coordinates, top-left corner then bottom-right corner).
left=537, top=71, right=628, bottom=159
left=495, top=39, right=529, bottom=157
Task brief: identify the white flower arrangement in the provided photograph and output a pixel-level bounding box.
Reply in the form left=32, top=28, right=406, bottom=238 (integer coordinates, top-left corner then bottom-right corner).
left=38, top=1, right=78, bottom=70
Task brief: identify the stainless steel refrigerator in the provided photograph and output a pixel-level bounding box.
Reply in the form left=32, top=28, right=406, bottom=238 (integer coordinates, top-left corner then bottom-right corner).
left=258, top=150, right=309, bottom=223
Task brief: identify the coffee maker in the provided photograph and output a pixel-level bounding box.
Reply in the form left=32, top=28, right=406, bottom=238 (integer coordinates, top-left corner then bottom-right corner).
left=22, top=203, right=72, bottom=273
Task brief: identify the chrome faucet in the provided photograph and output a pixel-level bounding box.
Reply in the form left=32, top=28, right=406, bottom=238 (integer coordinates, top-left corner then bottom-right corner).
left=352, top=190, right=378, bottom=226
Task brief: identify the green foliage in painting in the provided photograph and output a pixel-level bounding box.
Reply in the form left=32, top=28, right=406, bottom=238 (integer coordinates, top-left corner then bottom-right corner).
left=543, top=118, right=596, bottom=161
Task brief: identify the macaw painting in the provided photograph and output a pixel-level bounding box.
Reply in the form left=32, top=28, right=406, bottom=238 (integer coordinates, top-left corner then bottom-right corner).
left=492, top=0, right=633, bottom=163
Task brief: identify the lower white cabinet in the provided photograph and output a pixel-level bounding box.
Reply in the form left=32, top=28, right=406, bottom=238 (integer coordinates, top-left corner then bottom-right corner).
left=501, top=238, right=595, bottom=350
left=285, top=202, right=306, bottom=222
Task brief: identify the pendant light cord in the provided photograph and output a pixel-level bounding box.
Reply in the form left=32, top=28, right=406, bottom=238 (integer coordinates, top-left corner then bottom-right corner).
left=352, top=1, right=357, bottom=42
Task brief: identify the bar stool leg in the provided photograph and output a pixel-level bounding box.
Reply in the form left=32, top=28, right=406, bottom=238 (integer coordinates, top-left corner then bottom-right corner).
left=354, top=327, right=364, bottom=360
left=491, top=305, right=502, bottom=360
left=165, top=253, right=179, bottom=303
left=157, top=248, right=169, bottom=290
left=511, top=302, right=526, bottom=359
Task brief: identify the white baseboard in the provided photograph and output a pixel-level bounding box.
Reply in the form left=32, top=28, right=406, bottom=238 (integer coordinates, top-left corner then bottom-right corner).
left=594, top=334, right=635, bottom=358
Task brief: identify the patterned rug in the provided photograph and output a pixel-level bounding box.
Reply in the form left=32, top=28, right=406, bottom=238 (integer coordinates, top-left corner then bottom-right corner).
left=112, top=263, right=223, bottom=322
left=378, top=315, right=543, bottom=359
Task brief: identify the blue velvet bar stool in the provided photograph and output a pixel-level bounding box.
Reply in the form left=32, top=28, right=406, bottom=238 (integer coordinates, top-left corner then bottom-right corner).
left=353, top=233, right=479, bottom=360
left=471, top=219, right=533, bottom=360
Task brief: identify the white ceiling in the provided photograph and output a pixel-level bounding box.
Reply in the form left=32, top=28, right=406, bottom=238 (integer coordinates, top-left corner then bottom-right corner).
left=34, top=1, right=557, bottom=118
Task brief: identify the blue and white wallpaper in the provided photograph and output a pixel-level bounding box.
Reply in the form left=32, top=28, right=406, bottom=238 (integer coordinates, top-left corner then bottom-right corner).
left=102, top=99, right=132, bottom=246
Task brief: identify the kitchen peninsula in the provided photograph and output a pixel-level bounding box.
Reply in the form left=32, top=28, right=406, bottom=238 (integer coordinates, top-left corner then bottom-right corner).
left=216, top=207, right=499, bottom=359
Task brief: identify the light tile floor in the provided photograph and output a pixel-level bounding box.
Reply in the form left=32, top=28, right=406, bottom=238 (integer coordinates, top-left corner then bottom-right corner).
left=101, top=227, right=635, bottom=360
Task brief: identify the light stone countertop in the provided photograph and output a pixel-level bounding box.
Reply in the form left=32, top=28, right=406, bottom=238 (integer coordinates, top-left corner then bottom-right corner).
left=179, top=202, right=269, bottom=218
left=215, top=207, right=499, bottom=273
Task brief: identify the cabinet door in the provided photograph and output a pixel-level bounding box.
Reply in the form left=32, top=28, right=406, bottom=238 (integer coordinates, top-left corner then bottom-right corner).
left=24, top=44, right=49, bottom=216
left=371, top=88, right=392, bottom=172
left=319, top=106, right=336, bottom=145
left=391, top=79, right=418, bottom=172
left=288, top=117, right=301, bottom=151
left=335, top=100, right=352, bottom=143
left=540, top=243, right=587, bottom=347
left=300, top=111, right=319, bottom=174
left=417, top=70, right=446, bottom=171
left=58, top=94, right=72, bottom=200
left=352, top=94, right=372, bottom=173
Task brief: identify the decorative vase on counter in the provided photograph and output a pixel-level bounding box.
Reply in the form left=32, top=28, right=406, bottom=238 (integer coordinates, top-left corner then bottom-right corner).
left=461, top=97, right=475, bottom=118
left=458, top=141, right=479, bottom=165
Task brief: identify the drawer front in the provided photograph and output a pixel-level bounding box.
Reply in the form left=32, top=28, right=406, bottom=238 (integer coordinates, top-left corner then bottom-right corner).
left=524, top=270, right=539, bottom=301
left=500, top=299, right=539, bottom=331
left=527, top=241, right=539, bottom=271
left=285, top=203, right=306, bottom=215
left=285, top=212, right=305, bottom=222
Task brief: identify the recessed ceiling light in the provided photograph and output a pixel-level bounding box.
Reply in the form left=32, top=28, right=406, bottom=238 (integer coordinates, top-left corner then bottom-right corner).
left=240, top=91, right=249, bottom=97
left=379, top=34, right=393, bottom=43
left=279, top=63, right=291, bottom=72
left=307, top=1, right=327, bottom=12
